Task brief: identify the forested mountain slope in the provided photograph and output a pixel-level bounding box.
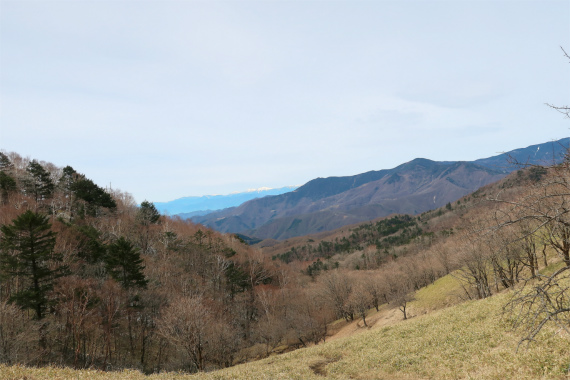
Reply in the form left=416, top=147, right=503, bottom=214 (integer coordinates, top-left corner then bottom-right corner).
left=5, top=159, right=570, bottom=379
left=0, top=151, right=301, bottom=373
left=193, top=138, right=569, bottom=240
left=2, top=147, right=570, bottom=380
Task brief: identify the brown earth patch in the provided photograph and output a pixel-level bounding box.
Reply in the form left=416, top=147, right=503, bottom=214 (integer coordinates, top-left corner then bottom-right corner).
left=309, top=356, right=342, bottom=376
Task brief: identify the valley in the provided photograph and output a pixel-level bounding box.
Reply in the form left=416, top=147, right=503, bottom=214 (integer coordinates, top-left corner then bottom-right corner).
left=0, top=137, right=569, bottom=379
left=3, top=1, right=569, bottom=379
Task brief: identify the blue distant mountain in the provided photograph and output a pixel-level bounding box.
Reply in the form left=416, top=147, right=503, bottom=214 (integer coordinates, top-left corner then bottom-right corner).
left=192, top=138, right=569, bottom=240
left=472, top=137, right=569, bottom=172
left=154, top=186, right=298, bottom=217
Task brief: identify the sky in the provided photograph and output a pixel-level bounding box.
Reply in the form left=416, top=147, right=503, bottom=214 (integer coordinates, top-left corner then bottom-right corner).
left=1, top=0, right=569, bottom=203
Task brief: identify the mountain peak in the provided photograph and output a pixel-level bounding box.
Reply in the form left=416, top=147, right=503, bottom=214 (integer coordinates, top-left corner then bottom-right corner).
left=192, top=138, right=569, bottom=240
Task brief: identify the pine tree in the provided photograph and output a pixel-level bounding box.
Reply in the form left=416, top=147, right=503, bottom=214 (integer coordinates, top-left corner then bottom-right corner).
left=25, top=160, right=54, bottom=204
left=58, top=166, right=78, bottom=219
left=0, top=211, right=68, bottom=319
left=58, top=166, right=116, bottom=218
left=137, top=201, right=160, bottom=225
left=105, top=237, right=148, bottom=290
left=0, top=152, right=13, bottom=172
left=0, top=171, right=17, bottom=205
left=72, top=177, right=116, bottom=210
left=136, top=201, right=160, bottom=255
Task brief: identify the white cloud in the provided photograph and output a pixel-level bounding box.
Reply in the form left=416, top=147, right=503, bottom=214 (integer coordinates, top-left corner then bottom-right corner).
left=1, top=0, right=569, bottom=202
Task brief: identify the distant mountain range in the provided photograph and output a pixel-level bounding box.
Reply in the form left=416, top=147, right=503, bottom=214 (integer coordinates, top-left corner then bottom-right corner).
left=154, top=186, right=298, bottom=216
left=191, top=138, right=569, bottom=240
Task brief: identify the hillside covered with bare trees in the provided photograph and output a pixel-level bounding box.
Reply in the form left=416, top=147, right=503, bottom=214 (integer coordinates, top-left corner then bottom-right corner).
left=1, top=145, right=570, bottom=378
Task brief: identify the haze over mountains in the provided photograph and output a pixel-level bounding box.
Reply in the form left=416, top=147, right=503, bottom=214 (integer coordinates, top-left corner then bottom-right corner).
left=192, top=138, right=569, bottom=240
left=154, top=186, right=298, bottom=217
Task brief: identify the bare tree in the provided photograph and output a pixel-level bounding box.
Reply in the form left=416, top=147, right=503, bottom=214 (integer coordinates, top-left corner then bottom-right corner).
left=54, top=276, right=99, bottom=368
left=318, top=270, right=354, bottom=321
left=348, top=279, right=373, bottom=327
left=545, top=47, right=570, bottom=118
left=0, top=300, right=36, bottom=364
left=454, top=234, right=493, bottom=300
left=158, top=296, right=209, bottom=371
left=383, top=263, right=415, bottom=320
left=285, top=287, right=335, bottom=346
left=504, top=265, right=570, bottom=350
left=255, top=315, right=287, bottom=356
left=360, top=271, right=388, bottom=312
left=490, top=141, right=570, bottom=344
left=432, top=240, right=457, bottom=275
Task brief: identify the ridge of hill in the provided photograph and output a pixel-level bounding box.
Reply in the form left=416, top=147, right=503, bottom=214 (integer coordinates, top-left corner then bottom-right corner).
left=473, top=138, right=569, bottom=171
left=192, top=138, right=569, bottom=240
left=153, top=186, right=298, bottom=216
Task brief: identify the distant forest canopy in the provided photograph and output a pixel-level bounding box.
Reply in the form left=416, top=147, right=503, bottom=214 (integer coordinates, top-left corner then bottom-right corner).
left=1, top=146, right=570, bottom=375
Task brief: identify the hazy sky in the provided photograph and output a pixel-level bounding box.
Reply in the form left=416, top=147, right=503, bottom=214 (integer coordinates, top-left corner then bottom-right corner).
left=1, top=1, right=569, bottom=203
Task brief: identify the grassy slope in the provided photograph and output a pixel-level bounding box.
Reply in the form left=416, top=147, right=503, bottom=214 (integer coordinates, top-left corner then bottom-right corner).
left=3, top=271, right=569, bottom=380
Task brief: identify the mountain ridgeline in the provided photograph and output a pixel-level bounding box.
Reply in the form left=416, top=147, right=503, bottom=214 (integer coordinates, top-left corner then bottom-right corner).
left=154, top=186, right=298, bottom=216
left=192, top=138, right=569, bottom=240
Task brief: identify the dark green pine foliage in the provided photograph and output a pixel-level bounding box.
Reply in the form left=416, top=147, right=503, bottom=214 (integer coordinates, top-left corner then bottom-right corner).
left=74, top=225, right=107, bottom=265
left=0, top=211, right=69, bottom=320
left=105, top=237, right=148, bottom=290
left=0, top=171, right=17, bottom=205
left=137, top=201, right=160, bottom=225
left=0, top=153, right=16, bottom=204
left=137, top=201, right=160, bottom=255
left=0, top=152, right=13, bottom=171
left=72, top=177, right=116, bottom=216
left=59, top=166, right=77, bottom=197
left=58, top=166, right=78, bottom=219
left=224, top=262, right=250, bottom=298
left=59, top=166, right=116, bottom=217
left=72, top=177, right=116, bottom=209
left=25, top=160, right=55, bottom=204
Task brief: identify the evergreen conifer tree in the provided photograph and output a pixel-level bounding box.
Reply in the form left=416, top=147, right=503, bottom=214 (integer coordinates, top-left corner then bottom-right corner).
left=136, top=201, right=160, bottom=255
left=0, top=171, right=17, bottom=205
left=0, top=152, right=13, bottom=172
left=72, top=177, right=116, bottom=210
left=105, top=237, right=148, bottom=290
left=25, top=160, right=54, bottom=204
left=0, top=211, right=68, bottom=319
left=137, top=200, right=160, bottom=225
left=58, top=166, right=116, bottom=218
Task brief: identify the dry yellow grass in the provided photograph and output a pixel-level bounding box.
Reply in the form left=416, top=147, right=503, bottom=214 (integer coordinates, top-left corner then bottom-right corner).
left=410, top=272, right=465, bottom=314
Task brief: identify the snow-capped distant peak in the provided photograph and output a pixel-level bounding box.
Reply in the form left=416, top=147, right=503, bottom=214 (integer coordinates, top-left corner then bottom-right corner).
left=228, top=187, right=272, bottom=195
left=156, top=185, right=299, bottom=215
left=245, top=187, right=274, bottom=193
